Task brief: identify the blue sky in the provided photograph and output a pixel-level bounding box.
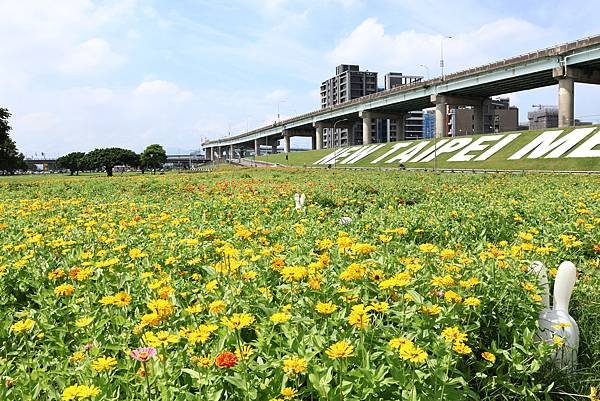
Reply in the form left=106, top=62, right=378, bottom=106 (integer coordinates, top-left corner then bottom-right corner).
left=1, top=0, right=600, bottom=156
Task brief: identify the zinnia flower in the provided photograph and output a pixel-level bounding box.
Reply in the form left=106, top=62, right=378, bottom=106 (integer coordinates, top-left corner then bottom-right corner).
left=325, top=340, right=354, bottom=360
left=130, top=347, right=157, bottom=362
left=215, top=351, right=238, bottom=368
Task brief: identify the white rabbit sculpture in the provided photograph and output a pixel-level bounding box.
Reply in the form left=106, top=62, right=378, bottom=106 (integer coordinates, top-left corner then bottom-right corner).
left=293, top=193, right=306, bottom=211
left=529, top=260, right=579, bottom=370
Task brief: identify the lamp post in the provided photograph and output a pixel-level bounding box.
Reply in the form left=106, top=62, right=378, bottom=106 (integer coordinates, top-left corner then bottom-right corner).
left=419, top=64, right=430, bottom=80
left=440, top=35, right=452, bottom=81
left=277, top=100, right=287, bottom=122
left=333, top=118, right=348, bottom=169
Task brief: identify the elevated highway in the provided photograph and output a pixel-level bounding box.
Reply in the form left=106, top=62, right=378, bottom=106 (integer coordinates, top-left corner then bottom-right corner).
left=202, top=35, right=600, bottom=160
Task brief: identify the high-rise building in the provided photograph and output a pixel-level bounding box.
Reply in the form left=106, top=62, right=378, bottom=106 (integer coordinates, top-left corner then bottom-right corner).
left=321, top=64, right=377, bottom=148
left=383, top=73, right=424, bottom=141
left=448, top=98, right=518, bottom=136
left=422, top=109, right=436, bottom=138
left=320, top=64, right=378, bottom=108
left=320, top=64, right=378, bottom=146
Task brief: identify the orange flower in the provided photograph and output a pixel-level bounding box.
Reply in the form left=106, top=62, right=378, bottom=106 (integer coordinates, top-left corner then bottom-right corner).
left=215, top=352, right=238, bottom=368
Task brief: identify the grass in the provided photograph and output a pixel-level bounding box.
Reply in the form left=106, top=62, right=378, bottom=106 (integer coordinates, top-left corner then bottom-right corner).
left=257, top=125, right=600, bottom=171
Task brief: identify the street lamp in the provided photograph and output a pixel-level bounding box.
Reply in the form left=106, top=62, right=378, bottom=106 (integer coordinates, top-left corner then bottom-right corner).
left=440, top=35, right=452, bottom=81
left=419, top=64, right=430, bottom=80
left=333, top=118, right=348, bottom=169
left=277, top=100, right=287, bottom=122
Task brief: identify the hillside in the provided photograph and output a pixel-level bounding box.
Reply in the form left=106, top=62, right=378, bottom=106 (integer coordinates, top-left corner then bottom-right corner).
left=257, top=125, right=600, bottom=171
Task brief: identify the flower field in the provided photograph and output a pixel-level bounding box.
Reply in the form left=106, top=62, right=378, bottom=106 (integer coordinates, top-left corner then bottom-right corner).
left=1, top=169, right=599, bottom=401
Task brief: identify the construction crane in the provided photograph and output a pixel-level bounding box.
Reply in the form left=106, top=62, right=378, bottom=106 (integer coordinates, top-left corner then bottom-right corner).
left=531, top=104, right=557, bottom=110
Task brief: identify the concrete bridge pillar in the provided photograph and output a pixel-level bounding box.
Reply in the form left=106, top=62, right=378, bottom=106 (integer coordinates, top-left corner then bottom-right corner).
left=315, top=123, right=324, bottom=150
left=283, top=131, right=290, bottom=154
left=435, top=101, right=446, bottom=138
left=229, top=145, right=234, bottom=160
left=254, top=139, right=261, bottom=156
left=206, top=147, right=211, bottom=161
left=217, top=146, right=222, bottom=159
left=473, top=102, right=484, bottom=134
left=361, top=111, right=372, bottom=144
left=396, top=114, right=406, bottom=141
left=558, top=77, right=575, bottom=127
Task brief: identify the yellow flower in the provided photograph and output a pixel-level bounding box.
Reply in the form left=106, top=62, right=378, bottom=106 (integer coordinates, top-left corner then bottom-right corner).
left=282, top=356, right=308, bottom=376
left=325, top=340, right=354, bottom=359
left=143, top=331, right=179, bottom=347
left=453, top=341, right=472, bottom=355
left=419, top=243, right=439, bottom=253
left=347, top=304, right=370, bottom=329
left=441, top=326, right=468, bottom=343
left=69, top=351, right=86, bottom=363
left=129, top=248, right=147, bottom=259
left=54, top=284, right=75, bottom=296
left=75, top=317, right=94, bottom=328
left=315, top=301, right=337, bottom=315
left=553, top=335, right=565, bottom=347
left=280, top=387, right=298, bottom=399
left=464, top=297, right=481, bottom=307
left=370, top=301, right=389, bottom=313
left=91, top=356, right=117, bottom=372
left=421, top=304, right=442, bottom=315
left=389, top=337, right=413, bottom=350
left=270, top=312, right=291, bottom=324
left=399, top=344, right=428, bottom=363
left=192, top=356, right=213, bottom=368
left=444, top=290, right=462, bottom=303
left=61, top=384, right=101, bottom=400
left=590, top=386, right=599, bottom=401
left=552, top=322, right=572, bottom=330
left=481, top=351, right=496, bottom=363
left=147, top=299, right=174, bottom=317
left=235, top=345, right=254, bottom=360
left=221, top=313, right=255, bottom=330
left=10, top=319, right=35, bottom=333
left=185, top=324, right=218, bottom=344
left=209, top=300, right=226, bottom=314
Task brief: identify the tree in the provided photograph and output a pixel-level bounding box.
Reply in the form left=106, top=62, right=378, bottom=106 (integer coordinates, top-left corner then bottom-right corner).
left=83, top=148, right=139, bottom=177
left=0, top=108, right=26, bottom=173
left=56, top=152, right=87, bottom=175
left=140, top=144, right=167, bottom=174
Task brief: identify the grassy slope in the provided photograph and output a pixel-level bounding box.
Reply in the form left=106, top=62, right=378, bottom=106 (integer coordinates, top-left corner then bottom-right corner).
left=258, top=125, right=600, bottom=171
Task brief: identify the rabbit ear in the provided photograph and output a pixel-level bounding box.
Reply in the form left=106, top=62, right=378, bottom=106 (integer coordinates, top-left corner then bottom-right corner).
left=529, top=261, right=550, bottom=309
left=300, top=193, right=305, bottom=205
left=553, top=261, right=576, bottom=312
left=294, top=193, right=300, bottom=208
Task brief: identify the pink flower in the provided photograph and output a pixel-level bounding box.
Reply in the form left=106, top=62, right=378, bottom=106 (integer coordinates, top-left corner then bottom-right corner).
left=130, top=347, right=157, bottom=362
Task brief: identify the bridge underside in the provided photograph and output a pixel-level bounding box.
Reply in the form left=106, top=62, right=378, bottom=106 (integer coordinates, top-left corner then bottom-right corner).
left=203, top=37, right=600, bottom=155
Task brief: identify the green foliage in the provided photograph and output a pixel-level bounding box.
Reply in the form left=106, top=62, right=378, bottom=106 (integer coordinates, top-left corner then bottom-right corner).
left=0, top=108, right=26, bottom=173
left=140, top=144, right=167, bottom=174
left=83, top=147, right=140, bottom=176
left=0, top=170, right=599, bottom=400
left=56, top=152, right=87, bottom=175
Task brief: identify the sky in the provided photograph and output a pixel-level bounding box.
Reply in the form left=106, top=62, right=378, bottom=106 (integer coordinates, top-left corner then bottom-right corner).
left=2, top=0, right=600, bottom=157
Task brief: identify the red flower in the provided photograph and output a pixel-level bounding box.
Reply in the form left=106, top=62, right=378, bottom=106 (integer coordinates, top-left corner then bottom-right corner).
left=215, top=352, right=238, bottom=368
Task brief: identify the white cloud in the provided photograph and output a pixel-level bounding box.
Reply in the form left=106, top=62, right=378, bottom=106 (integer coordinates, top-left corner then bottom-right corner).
left=327, top=17, right=556, bottom=81
left=264, top=89, right=288, bottom=102
left=59, top=38, right=124, bottom=74
left=134, top=80, right=192, bottom=101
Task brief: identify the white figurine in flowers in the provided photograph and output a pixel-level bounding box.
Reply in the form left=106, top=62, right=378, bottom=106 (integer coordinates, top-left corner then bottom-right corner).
left=338, top=216, right=352, bottom=225
left=293, top=193, right=306, bottom=211
left=529, top=260, right=579, bottom=370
